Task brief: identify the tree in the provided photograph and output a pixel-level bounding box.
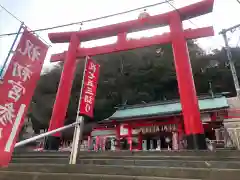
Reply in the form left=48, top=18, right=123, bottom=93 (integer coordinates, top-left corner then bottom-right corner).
left=27, top=41, right=240, bottom=138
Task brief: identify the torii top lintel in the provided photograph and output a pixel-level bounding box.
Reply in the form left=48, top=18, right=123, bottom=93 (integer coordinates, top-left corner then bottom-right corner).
left=49, top=0, right=214, bottom=43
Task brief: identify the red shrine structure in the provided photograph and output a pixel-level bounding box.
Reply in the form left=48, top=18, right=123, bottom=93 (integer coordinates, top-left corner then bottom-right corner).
left=89, top=95, right=229, bottom=151
left=45, top=0, right=215, bottom=150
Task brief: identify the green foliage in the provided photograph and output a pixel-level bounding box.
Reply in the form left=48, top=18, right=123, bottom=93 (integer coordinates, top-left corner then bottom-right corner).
left=29, top=40, right=240, bottom=132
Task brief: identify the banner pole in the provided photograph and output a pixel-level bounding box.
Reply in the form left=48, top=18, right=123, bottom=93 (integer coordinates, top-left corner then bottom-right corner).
left=69, top=56, right=88, bottom=164
left=0, top=22, right=24, bottom=79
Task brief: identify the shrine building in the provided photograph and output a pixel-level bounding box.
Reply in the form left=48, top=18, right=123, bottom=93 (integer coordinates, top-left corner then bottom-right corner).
left=89, top=95, right=229, bottom=151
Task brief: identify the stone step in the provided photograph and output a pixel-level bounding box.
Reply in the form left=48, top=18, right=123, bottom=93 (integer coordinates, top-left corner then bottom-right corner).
left=77, top=159, right=240, bottom=169
left=4, top=163, right=240, bottom=180
left=78, top=155, right=240, bottom=161
left=78, top=150, right=240, bottom=157
left=11, top=155, right=240, bottom=164
left=12, top=151, right=70, bottom=158
left=13, top=150, right=240, bottom=158
left=12, top=151, right=240, bottom=161
left=0, top=171, right=200, bottom=180
left=10, top=158, right=240, bottom=169
left=11, top=157, right=69, bottom=164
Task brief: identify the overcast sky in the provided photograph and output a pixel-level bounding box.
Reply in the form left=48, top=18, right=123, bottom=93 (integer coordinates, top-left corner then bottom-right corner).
left=1, top=0, right=240, bottom=69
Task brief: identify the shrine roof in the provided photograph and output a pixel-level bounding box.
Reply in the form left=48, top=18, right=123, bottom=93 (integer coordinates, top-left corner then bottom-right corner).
left=101, top=95, right=229, bottom=123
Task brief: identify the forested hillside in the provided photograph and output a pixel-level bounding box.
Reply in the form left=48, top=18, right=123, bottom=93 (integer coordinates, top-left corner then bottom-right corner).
left=27, top=40, right=240, bottom=134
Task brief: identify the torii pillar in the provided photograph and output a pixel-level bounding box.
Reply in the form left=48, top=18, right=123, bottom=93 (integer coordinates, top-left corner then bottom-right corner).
left=45, top=0, right=214, bottom=150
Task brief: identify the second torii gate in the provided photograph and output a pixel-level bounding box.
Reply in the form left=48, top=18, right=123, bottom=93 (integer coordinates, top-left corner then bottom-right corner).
left=45, top=0, right=215, bottom=150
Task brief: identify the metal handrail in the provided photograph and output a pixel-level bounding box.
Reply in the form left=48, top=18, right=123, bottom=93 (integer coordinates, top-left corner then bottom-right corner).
left=15, top=122, right=79, bottom=148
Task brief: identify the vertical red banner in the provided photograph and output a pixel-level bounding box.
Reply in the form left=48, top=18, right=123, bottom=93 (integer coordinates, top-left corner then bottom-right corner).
left=79, top=57, right=100, bottom=118
left=0, top=29, right=48, bottom=167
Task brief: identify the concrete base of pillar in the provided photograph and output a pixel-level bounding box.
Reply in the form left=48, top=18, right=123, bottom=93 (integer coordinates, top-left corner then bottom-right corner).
left=186, top=133, right=207, bottom=150
left=44, top=136, right=61, bottom=150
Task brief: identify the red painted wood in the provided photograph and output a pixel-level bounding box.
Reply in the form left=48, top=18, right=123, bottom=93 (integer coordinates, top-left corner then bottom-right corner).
left=184, top=27, right=214, bottom=39
left=50, top=27, right=214, bottom=62
left=92, top=127, right=115, bottom=131
left=48, top=0, right=214, bottom=43
left=116, top=124, right=121, bottom=150
left=127, top=125, right=133, bottom=151
left=138, top=131, right=143, bottom=150
left=170, top=13, right=204, bottom=135
left=48, top=34, right=80, bottom=136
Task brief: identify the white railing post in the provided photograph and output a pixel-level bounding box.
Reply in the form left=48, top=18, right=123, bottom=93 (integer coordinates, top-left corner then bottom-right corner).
left=69, top=56, right=88, bottom=164
left=69, top=116, right=84, bottom=164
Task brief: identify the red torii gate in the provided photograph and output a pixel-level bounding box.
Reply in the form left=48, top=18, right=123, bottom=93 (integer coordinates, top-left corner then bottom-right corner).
left=45, top=0, right=215, bottom=150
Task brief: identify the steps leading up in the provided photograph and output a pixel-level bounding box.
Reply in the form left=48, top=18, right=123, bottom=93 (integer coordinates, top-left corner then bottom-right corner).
left=0, top=171, right=201, bottom=180
left=3, top=163, right=240, bottom=179
left=2, top=150, right=240, bottom=180
left=12, top=150, right=240, bottom=158
left=10, top=157, right=240, bottom=169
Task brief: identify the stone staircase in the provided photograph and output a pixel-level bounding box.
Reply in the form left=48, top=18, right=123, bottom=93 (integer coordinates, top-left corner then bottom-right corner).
left=1, top=151, right=240, bottom=180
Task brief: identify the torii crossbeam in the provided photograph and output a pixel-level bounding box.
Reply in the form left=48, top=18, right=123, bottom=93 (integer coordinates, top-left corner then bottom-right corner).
left=45, top=0, right=215, bottom=150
